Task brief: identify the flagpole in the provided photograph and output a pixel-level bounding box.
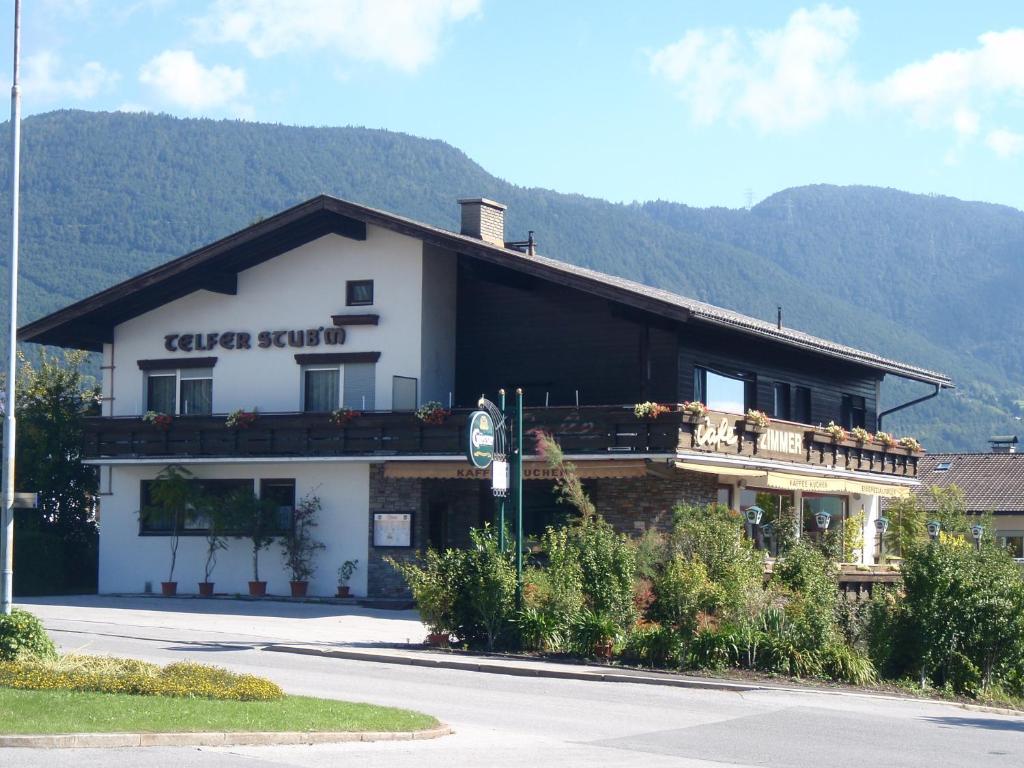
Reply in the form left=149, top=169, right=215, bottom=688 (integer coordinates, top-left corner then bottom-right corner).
left=1, top=0, right=22, bottom=615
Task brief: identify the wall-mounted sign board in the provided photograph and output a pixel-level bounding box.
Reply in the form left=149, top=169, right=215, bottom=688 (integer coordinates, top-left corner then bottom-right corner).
left=373, top=512, right=412, bottom=548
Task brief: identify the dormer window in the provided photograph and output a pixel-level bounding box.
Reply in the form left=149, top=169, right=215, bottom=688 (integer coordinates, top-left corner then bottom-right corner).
left=346, top=280, right=374, bottom=306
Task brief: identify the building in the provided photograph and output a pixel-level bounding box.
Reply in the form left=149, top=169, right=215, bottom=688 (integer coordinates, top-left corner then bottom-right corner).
left=912, top=438, right=1024, bottom=560
left=19, top=195, right=953, bottom=597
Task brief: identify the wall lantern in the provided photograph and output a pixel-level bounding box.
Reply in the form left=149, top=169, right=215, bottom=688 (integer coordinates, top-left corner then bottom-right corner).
left=761, top=522, right=774, bottom=538
left=745, top=506, right=764, bottom=526
left=971, top=523, right=984, bottom=545
left=874, top=516, right=890, bottom=534
left=927, top=520, right=941, bottom=540
left=815, top=510, right=832, bottom=530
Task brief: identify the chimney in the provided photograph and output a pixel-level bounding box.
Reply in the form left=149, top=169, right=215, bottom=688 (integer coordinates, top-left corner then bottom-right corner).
left=989, top=435, right=1018, bottom=453
left=458, top=198, right=506, bottom=246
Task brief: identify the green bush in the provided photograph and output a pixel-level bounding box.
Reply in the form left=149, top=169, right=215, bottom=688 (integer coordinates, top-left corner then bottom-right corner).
left=689, top=625, right=740, bottom=671
left=773, top=541, right=842, bottom=649
left=0, top=609, right=57, bottom=661
left=568, top=609, right=620, bottom=657
left=650, top=555, right=718, bottom=635
left=619, top=623, right=684, bottom=668
left=460, top=526, right=516, bottom=650
left=515, top=604, right=565, bottom=653
left=388, top=547, right=465, bottom=638
left=821, top=644, right=877, bottom=686
left=568, top=518, right=637, bottom=630
left=0, top=654, right=283, bottom=701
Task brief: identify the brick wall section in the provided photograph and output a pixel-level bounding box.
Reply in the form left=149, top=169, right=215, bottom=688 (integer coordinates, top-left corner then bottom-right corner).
left=591, top=469, right=718, bottom=535
left=367, top=464, right=426, bottom=598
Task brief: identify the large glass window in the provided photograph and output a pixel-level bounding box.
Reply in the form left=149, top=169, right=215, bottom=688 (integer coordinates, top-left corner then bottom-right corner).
left=695, top=367, right=750, bottom=414
left=146, top=373, right=176, bottom=414
left=343, top=362, right=376, bottom=410
left=304, top=367, right=340, bottom=412
left=1000, top=534, right=1024, bottom=560
left=802, top=494, right=849, bottom=550
left=740, top=488, right=794, bottom=556
left=260, top=479, right=296, bottom=534
left=139, top=478, right=252, bottom=534
left=180, top=369, right=213, bottom=415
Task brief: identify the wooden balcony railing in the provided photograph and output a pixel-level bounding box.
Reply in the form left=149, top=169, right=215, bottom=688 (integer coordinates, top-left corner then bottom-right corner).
left=82, top=407, right=684, bottom=461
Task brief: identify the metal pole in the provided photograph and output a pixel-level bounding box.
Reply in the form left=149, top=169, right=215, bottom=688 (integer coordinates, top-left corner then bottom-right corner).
left=514, top=388, right=523, bottom=607
left=497, top=388, right=506, bottom=552
left=1, top=0, right=22, bottom=615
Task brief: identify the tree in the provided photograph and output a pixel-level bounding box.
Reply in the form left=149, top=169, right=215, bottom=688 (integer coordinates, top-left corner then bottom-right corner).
left=224, top=487, right=278, bottom=584
left=11, top=349, right=100, bottom=593
left=141, top=465, right=198, bottom=585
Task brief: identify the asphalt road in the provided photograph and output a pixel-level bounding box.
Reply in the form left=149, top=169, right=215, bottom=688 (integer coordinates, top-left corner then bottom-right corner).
left=5, top=600, right=1023, bottom=767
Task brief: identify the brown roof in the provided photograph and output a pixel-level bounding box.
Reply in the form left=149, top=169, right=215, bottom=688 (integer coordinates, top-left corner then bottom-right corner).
left=913, top=453, right=1024, bottom=514
left=18, top=194, right=953, bottom=387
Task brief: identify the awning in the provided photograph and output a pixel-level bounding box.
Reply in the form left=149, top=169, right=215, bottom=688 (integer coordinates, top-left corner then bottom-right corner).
left=674, top=461, right=768, bottom=479
left=765, top=471, right=911, bottom=498
left=383, top=459, right=650, bottom=480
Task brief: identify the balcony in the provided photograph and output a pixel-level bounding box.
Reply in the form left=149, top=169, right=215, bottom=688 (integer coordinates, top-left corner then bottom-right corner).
left=82, top=406, right=684, bottom=461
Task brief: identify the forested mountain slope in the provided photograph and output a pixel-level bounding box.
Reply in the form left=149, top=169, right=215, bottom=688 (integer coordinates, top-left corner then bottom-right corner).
left=1, top=110, right=1020, bottom=450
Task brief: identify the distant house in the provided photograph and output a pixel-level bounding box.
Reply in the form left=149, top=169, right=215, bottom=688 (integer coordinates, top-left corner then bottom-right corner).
left=912, top=437, right=1024, bottom=560
left=20, top=194, right=952, bottom=597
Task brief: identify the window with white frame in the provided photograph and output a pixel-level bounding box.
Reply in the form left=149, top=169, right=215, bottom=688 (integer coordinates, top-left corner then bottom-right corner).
left=144, top=367, right=213, bottom=415
left=302, top=363, right=376, bottom=412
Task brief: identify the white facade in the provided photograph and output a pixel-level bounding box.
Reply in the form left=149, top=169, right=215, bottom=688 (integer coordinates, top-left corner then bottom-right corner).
left=94, top=224, right=459, bottom=596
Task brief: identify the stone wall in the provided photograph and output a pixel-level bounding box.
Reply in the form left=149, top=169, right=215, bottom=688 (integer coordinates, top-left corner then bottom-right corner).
left=367, top=465, right=426, bottom=598
left=591, top=469, right=718, bottom=535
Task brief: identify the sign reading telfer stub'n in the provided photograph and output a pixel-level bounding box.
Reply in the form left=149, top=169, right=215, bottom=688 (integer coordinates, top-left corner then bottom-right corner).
left=164, top=327, right=346, bottom=352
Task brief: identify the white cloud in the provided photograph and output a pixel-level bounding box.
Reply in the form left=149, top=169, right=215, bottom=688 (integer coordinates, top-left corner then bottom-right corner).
left=23, top=51, right=118, bottom=102
left=139, top=50, right=246, bottom=112
left=193, top=0, right=480, bottom=73
left=986, top=129, right=1024, bottom=158
left=649, top=5, right=863, bottom=132
left=649, top=8, right=1024, bottom=158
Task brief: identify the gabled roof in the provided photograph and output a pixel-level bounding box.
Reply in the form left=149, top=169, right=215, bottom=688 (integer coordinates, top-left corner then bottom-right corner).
left=18, top=194, right=952, bottom=387
left=914, top=453, right=1024, bottom=513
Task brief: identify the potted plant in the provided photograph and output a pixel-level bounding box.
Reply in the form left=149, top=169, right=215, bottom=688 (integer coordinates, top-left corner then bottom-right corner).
left=744, top=409, right=770, bottom=432
left=337, top=559, right=358, bottom=598
left=898, top=436, right=924, bottom=453
left=142, top=410, right=173, bottom=431
left=198, top=494, right=227, bottom=597
left=415, top=401, right=450, bottom=425
left=874, top=430, right=896, bottom=449
left=329, top=407, right=360, bottom=427
left=280, top=492, right=326, bottom=597
left=633, top=401, right=671, bottom=419
left=823, top=420, right=847, bottom=442
left=680, top=400, right=708, bottom=423
left=139, top=465, right=196, bottom=597
left=850, top=426, right=871, bottom=444
left=224, top=486, right=279, bottom=597
left=225, top=408, right=259, bottom=429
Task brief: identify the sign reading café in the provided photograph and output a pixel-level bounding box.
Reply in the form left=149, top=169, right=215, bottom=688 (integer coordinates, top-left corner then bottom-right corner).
left=163, top=326, right=346, bottom=352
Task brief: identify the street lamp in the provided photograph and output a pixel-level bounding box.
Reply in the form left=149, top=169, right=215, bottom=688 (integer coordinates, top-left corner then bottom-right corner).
left=971, top=523, right=984, bottom=550
left=927, top=520, right=941, bottom=541
left=744, top=505, right=764, bottom=548
left=875, top=516, right=889, bottom=564
left=815, top=510, right=832, bottom=530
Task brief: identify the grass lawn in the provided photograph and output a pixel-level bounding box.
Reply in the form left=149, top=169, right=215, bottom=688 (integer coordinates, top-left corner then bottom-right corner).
left=0, top=688, right=439, bottom=734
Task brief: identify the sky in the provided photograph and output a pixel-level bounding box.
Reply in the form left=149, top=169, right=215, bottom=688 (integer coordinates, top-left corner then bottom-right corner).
left=2, top=1, right=1023, bottom=211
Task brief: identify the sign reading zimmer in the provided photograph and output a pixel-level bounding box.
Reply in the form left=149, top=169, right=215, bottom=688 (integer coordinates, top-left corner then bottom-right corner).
left=163, top=327, right=346, bottom=352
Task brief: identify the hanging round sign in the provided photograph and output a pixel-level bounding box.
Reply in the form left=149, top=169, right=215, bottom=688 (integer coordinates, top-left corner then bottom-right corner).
left=467, top=410, right=495, bottom=469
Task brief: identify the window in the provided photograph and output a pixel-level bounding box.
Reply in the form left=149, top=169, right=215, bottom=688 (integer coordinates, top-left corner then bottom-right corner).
left=392, top=376, right=418, bottom=411
left=346, top=279, right=374, bottom=306
left=139, top=478, right=252, bottom=534
left=303, top=363, right=376, bottom=412
left=304, top=367, right=340, bottom=412
left=793, top=386, right=811, bottom=424
left=694, top=367, right=752, bottom=414
left=802, top=494, right=849, bottom=552
left=935, top=461, right=952, bottom=471
left=145, top=368, right=213, bottom=415
left=772, top=383, right=791, bottom=420
left=1000, top=535, right=1023, bottom=560
left=740, top=488, right=793, bottom=556
left=841, top=394, right=867, bottom=430
left=716, top=485, right=733, bottom=510
left=260, top=479, right=296, bottom=534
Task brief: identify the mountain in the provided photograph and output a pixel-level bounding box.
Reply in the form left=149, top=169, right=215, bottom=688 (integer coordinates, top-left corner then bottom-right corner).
left=0, top=109, right=1021, bottom=451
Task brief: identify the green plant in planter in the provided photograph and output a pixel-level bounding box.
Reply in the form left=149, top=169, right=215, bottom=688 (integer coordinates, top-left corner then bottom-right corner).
left=338, top=559, right=358, bottom=587
left=280, top=492, right=326, bottom=585
left=198, top=493, right=228, bottom=590
left=850, top=426, right=871, bottom=443
left=138, top=465, right=199, bottom=591
left=823, top=421, right=847, bottom=442
left=898, top=436, right=923, bottom=452
left=745, top=409, right=770, bottom=429
left=223, top=486, right=279, bottom=590
left=569, top=609, right=620, bottom=658
left=681, top=401, right=708, bottom=419
left=633, top=401, right=670, bottom=419
left=874, top=430, right=896, bottom=448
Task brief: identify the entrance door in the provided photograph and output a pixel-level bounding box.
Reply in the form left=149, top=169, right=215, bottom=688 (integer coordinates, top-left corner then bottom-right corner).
left=427, top=500, right=449, bottom=551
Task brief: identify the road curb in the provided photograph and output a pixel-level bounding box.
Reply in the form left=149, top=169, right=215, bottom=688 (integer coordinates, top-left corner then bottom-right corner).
left=0, top=724, right=453, bottom=749
left=264, top=644, right=765, bottom=693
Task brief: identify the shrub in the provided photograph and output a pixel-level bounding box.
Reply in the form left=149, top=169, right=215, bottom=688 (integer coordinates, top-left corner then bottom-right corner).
left=689, top=625, right=741, bottom=671
left=650, top=555, right=719, bottom=635
left=568, top=609, right=620, bottom=657
left=773, top=541, right=842, bottom=649
left=821, top=644, right=877, bottom=686
left=0, top=655, right=283, bottom=701
left=460, top=526, right=517, bottom=650
left=567, top=517, right=637, bottom=630
left=388, top=547, right=464, bottom=638
left=618, top=623, right=684, bottom=668
left=515, top=605, right=565, bottom=653
left=0, top=609, right=56, bottom=661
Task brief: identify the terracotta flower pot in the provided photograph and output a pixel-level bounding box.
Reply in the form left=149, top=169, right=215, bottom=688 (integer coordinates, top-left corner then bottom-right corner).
left=160, top=581, right=177, bottom=597
left=593, top=640, right=614, bottom=659
left=427, top=632, right=450, bottom=648
left=198, top=582, right=214, bottom=597
left=289, top=580, right=309, bottom=598
left=248, top=580, right=267, bottom=597
left=336, top=585, right=351, bottom=598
